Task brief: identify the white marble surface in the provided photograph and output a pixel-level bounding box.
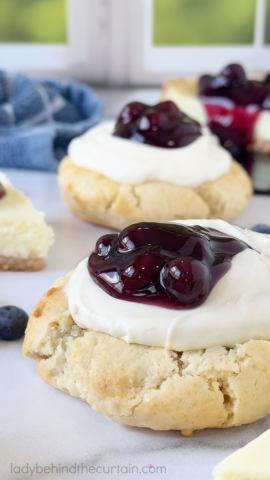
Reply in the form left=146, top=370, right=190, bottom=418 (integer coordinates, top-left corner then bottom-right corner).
left=1, top=167, right=270, bottom=480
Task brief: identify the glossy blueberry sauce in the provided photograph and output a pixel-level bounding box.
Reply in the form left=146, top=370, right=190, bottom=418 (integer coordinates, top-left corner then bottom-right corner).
left=199, top=64, right=270, bottom=161
left=88, top=222, right=249, bottom=309
left=113, top=101, right=201, bottom=148
left=0, top=183, right=6, bottom=200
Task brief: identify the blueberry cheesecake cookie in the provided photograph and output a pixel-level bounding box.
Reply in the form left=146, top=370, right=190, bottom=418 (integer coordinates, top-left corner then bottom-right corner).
left=162, top=64, right=270, bottom=191
left=0, top=172, right=54, bottom=271
left=23, top=220, right=270, bottom=434
left=58, top=101, right=251, bottom=230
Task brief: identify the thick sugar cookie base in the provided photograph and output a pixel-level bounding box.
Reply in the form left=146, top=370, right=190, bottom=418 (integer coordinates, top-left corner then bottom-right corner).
left=22, top=274, right=270, bottom=433
left=58, top=156, right=252, bottom=230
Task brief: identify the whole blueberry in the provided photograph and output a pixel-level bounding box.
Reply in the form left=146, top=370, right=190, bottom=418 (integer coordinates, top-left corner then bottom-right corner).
left=251, top=224, right=270, bottom=234
left=220, top=63, right=246, bottom=86
left=162, top=257, right=211, bottom=306
left=0, top=306, right=28, bottom=341
left=122, top=253, right=165, bottom=291
left=95, top=233, right=118, bottom=256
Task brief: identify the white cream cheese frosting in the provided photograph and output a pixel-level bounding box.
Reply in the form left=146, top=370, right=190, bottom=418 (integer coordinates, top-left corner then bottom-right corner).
left=0, top=172, right=54, bottom=259
left=65, top=219, right=270, bottom=352
left=68, top=121, right=231, bottom=188
left=162, top=87, right=270, bottom=143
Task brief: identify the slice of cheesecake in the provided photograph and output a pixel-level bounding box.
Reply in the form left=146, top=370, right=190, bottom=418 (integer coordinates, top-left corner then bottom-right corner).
left=161, top=78, right=207, bottom=125
left=0, top=172, right=54, bottom=271
left=213, top=429, right=270, bottom=480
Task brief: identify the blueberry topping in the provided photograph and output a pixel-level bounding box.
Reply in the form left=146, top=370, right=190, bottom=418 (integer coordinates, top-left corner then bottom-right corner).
left=95, top=234, right=118, bottom=257
left=198, top=63, right=270, bottom=163
left=122, top=253, right=165, bottom=292
left=162, top=257, right=211, bottom=306
left=251, top=224, right=270, bottom=234
left=88, top=222, right=249, bottom=309
left=113, top=101, right=201, bottom=149
left=0, top=183, right=6, bottom=200
left=0, top=306, right=29, bottom=341
left=199, top=63, right=270, bottom=106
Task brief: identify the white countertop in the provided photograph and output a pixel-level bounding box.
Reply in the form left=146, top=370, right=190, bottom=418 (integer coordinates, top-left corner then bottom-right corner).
left=1, top=167, right=270, bottom=480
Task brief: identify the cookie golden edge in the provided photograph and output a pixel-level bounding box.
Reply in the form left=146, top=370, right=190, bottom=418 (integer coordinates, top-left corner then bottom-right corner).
left=22, top=275, right=270, bottom=434
left=0, top=255, right=46, bottom=272
left=58, top=156, right=252, bottom=231
left=161, top=78, right=270, bottom=153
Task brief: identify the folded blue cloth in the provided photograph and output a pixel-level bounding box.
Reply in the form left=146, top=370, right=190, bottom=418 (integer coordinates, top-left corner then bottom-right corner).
left=0, top=71, right=103, bottom=171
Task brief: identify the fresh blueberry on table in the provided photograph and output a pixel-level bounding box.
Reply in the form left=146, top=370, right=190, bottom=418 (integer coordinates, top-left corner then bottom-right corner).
left=251, top=224, right=270, bottom=234
left=0, top=306, right=28, bottom=341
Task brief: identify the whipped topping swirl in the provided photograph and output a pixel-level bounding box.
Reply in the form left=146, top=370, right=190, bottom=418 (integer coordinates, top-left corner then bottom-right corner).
left=65, top=219, right=270, bottom=352
left=68, top=121, right=231, bottom=188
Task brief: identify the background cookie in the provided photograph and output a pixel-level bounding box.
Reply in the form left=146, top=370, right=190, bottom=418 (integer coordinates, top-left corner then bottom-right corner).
left=58, top=156, right=252, bottom=230
left=23, top=275, right=270, bottom=434
left=161, top=78, right=270, bottom=154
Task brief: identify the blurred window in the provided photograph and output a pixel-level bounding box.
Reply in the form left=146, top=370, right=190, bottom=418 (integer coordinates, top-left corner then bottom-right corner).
left=0, top=0, right=269, bottom=84
left=265, top=0, right=270, bottom=43
left=0, top=0, right=92, bottom=75
left=126, top=0, right=270, bottom=85
left=0, top=0, right=66, bottom=43
left=153, top=0, right=256, bottom=46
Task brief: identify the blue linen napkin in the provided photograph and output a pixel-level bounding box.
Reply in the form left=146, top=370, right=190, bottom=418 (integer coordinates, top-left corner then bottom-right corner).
left=0, top=71, right=103, bottom=171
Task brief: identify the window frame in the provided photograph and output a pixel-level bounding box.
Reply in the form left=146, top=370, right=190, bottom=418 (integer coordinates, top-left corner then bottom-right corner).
left=125, top=0, right=270, bottom=85
left=0, top=44, right=68, bottom=72
left=0, top=0, right=109, bottom=81
left=1, top=0, right=270, bottom=85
